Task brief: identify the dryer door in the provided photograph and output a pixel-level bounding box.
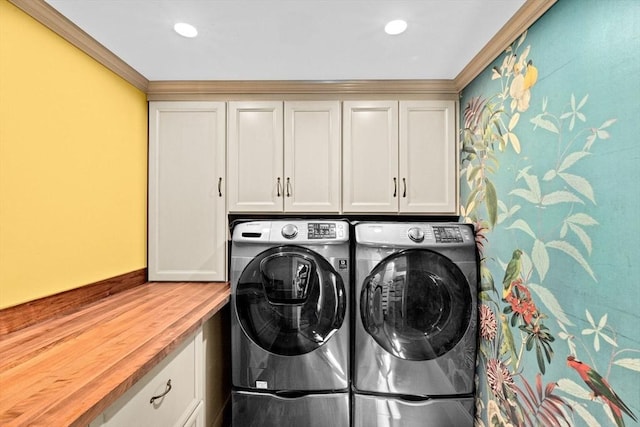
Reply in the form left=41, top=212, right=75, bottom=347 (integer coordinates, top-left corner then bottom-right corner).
left=236, top=246, right=346, bottom=356
left=361, top=249, right=472, bottom=361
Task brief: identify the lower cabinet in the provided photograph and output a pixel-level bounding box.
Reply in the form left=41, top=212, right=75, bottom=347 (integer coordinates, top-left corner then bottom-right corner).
left=90, top=328, right=204, bottom=427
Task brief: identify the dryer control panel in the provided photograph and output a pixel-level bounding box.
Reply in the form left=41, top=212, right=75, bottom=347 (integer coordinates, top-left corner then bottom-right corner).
left=355, top=222, right=474, bottom=247
left=432, top=225, right=464, bottom=243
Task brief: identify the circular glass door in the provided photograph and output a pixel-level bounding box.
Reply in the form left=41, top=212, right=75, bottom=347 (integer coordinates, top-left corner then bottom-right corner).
left=361, top=249, right=472, bottom=361
left=236, top=246, right=346, bottom=356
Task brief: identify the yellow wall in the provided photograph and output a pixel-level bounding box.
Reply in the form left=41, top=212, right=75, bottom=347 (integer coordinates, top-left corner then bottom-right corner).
left=0, top=0, right=148, bottom=309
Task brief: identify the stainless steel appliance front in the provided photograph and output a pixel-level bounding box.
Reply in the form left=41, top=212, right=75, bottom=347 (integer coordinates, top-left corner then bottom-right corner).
left=353, top=222, right=478, bottom=427
left=231, top=220, right=350, bottom=426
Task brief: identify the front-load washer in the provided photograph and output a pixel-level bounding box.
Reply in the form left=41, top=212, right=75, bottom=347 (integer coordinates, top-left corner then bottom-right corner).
left=231, top=220, right=350, bottom=427
left=353, top=222, right=478, bottom=427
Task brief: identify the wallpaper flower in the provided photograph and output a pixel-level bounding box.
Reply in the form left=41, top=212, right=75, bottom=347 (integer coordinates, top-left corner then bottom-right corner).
left=459, top=3, right=640, bottom=424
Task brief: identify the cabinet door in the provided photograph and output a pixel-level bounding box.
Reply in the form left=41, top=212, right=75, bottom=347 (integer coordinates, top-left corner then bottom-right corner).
left=148, top=102, right=227, bottom=281
left=343, top=101, right=399, bottom=213
left=227, top=101, right=283, bottom=212
left=284, top=101, right=341, bottom=212
left=399, top=100, right=457, bottom=214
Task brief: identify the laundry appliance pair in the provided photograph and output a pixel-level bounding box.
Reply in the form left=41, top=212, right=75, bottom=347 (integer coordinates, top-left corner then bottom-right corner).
left=230, top=220, right=478, bottom=427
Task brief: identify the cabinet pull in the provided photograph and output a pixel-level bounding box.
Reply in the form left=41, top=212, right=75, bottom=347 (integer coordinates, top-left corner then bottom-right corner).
left=150, top=379, right=172, bottom=404
left=286, top=177, right=291, bottom=197
left=402, top=178, right=407, bottom=198
left=393, top=178, right=397, bottom=197
left=217, top=177, right=222, bottom=197
left=277, top=177, right=282, bottom=197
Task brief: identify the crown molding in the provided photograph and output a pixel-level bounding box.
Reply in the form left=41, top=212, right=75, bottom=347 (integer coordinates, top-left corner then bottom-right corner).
left=9, top=0, right=149, bottom=92
left=454, top=0, right=557, bottom=91
left=146, top=79, right=458, bottom=99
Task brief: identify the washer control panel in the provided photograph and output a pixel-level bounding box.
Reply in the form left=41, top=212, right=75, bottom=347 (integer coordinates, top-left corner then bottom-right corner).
left=307, top=222, right=338, bottom=239
left=233, top=220, right=349, bottom=243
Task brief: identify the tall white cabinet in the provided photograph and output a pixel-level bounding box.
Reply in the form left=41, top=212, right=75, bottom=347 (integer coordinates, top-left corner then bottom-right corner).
left=227, top=100, right=341, bottom=213
left=148, top=102, right=227, bottom=281
left=343, top=100, right=457, bottom=214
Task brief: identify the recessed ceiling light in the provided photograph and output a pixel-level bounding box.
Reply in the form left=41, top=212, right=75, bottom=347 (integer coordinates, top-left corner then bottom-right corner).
left=385, top=19, right=407, bottom=35
left=174, top=22, right=198, bottom=38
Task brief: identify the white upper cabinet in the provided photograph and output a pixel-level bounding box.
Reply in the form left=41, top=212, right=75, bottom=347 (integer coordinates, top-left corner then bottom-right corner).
left=228, top=100, right=341, bottom=213
left=148, top=102, right=227, bottom=281
left=284, top=101, right=341, bottom=212
left=343, top=101, right=399, bottom=212
left=227, top=101, right=284, bottom=212
left=399, top=100, right=457, bottom=213
left=343, top=100, right=457, bottom=214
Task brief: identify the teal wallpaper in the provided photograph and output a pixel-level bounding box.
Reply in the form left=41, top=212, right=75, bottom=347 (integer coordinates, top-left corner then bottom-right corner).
left=459, top=1, right=640, bottom=426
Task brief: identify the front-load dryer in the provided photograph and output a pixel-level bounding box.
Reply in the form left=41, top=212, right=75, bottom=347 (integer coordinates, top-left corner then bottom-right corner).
left=231, top=220, right=350, bottom=427
left=353, top=222, right=478, bottom=427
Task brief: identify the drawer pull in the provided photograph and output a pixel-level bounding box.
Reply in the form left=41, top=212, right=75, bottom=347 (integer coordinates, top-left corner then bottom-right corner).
left=150, top=379, right=172, bottom=404
left=218, top=177, right=223, bottom=197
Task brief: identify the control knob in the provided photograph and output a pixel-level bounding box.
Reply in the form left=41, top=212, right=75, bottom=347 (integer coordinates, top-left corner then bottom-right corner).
left=281, top=224, right=298, bottom=239
left=408, top=227, right=425, bottom=243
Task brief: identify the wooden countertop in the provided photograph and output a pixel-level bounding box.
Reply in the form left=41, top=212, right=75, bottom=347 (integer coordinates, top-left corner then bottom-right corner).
left=0, top=282, right=230, bottom=427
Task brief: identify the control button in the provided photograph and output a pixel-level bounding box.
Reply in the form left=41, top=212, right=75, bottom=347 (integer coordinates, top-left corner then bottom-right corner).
left=408, top=227, right=425, bottom=242
left=281, top=224, right=298, bottom=239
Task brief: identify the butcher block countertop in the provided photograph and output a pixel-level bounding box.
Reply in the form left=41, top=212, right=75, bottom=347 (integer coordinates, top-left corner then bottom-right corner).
left=0, top=282, right=230, bottom=427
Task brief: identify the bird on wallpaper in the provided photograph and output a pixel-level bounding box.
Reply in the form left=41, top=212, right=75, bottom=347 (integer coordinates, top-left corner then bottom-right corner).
left=502, top=249, right=522, bottom=299
left=567, top=355, right=637, bottom=427
left=523, top=60, right=538, bottom=90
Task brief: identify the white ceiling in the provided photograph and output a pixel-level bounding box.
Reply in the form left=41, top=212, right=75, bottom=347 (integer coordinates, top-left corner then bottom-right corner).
left=44, top=0, right=526, bottom=81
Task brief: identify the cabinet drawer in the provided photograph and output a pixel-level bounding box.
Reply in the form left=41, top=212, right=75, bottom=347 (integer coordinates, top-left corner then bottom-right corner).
left=93, top=329, right=203, bottom=427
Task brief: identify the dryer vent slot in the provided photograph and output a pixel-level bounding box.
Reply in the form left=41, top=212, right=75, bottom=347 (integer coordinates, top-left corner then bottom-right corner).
left=242, top=232, right=262, bottom=238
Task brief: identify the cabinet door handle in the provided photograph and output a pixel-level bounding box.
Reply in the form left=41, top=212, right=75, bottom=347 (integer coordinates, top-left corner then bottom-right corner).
left=218, top=177, right=222, bottom=197
left=286, top=177, right=291, bottom=197
left=277, top=177, right=282, bottom=197
left=393, top=178, right=397, bottom=197
left=150, top=379, right=172, bottom=404
left=402, top=178, right=407, bottom=198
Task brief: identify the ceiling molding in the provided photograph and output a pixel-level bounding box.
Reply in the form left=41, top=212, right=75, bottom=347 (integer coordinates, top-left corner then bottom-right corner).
left=146, top=80, right=458, bottom=99
left=9, top=0, right=149, bottom=92
left=454, top=0, right=557, bottom=92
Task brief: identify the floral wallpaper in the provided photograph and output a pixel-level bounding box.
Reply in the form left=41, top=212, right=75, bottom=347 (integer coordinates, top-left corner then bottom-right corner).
left=459, top=1, right=640, bottom=426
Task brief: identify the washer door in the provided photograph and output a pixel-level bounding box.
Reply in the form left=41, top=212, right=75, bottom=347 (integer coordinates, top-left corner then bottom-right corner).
left=361, top=249, right=472, bottom=361
left=236, top=246, right=346, bottom=356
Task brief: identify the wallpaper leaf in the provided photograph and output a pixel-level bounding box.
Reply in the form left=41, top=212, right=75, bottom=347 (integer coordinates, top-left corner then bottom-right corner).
left=567, top=223, right=593, bottom=255
left=506, top=219, right=536, bottom=238
left=545, top=240, right=596, bottom=281
left=558, top=151, right=591, bottom=173
left=531, top=114, right=560, bottom=133
left=558, top=173, right=596, bottom=204
left=529, top=283, right=574, bottom=326
left=613, top=359, right=640, bottom=372
left=532, top=239, right=550, bottom=281
left=541, top=190, right=584, bottom=206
